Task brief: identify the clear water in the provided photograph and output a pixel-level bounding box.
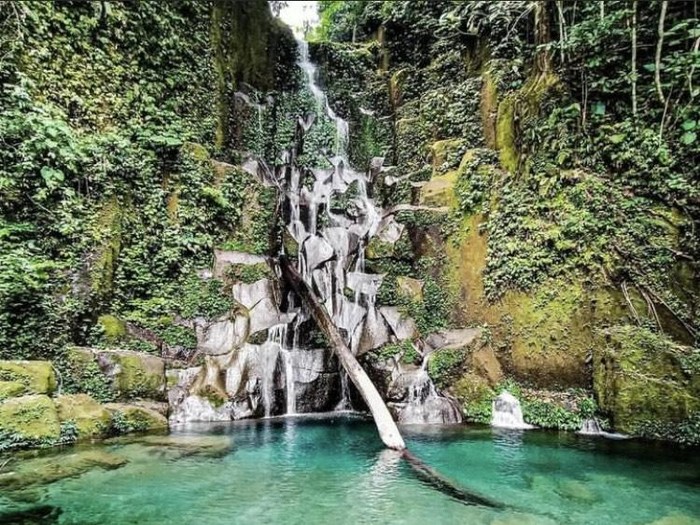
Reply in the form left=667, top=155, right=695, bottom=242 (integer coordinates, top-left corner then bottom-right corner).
left=2, top=415, right=699, bottom=525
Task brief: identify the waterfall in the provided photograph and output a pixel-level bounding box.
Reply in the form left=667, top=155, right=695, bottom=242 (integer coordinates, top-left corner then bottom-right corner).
left=491, top=391, right=535, bottom=430
left=578, top=418, right=602, bottom=435
left=577, top=418, right=629, bottom=440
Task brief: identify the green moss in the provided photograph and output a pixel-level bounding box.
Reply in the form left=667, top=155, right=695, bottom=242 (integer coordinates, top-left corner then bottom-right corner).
left=0, top=361, right=56, bottom=395
left=428, top=346, right=468, bottom=390
left=58, top=347, right=114, bottom=403
left=496, top=96, right=518, bottom=173
left=0, top=395, right=61, bottom=449
left=200, top=385, right=227, bottom=408
left=454, top=374, right=494, bottom=424
left=480, top=71, right=498, bottom=148
left=106, top=403, right=168, bottom=434
left=0, top=381, right=26, bottom=400
left=91, top=197, right=122, bottom=300
left=97, top=314, right=127, bottom=343
left=225, top=262, right=271, bottom=285
left=106, top=351, right=166, bottom=401
left=593, top=325, right=700, bottom=439
left=55, top=394, right=112, bottom=439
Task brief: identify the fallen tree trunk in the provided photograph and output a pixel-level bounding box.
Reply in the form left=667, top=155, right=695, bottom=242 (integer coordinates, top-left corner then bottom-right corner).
left=279, top=255, right=406, bottom=450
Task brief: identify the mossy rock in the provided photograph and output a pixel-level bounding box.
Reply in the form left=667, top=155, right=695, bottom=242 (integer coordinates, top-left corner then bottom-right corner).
left=0, top=449, right=128, bottom=492
left=105, top=403, right=168, bottom=434
left=283, top=229, right=299, bottom=257
left=96, top=349, right=167, bottom=401
left=55, top=394, right=112, bottom=439
left=419, top=170, right=459, bottom=208
left=445, top=214, right=624, bottom=389
left=366, top=236, right=395, bottom=259
left=396, top=276, right=424, bottom=303
left=97, top=314, right=127, bottom=343
left=61, top=347, right=114, bottom=402
left=593, top=326, right=700, bottom=435
left=0, top=381, right=26, bottom=400
left=430, top=138, right=467, bottom=175
left=453, top=373, right=494, bottom=424
left=0, top=361, right=57, bottom=396
left=0, top=395, right=61, bottom=442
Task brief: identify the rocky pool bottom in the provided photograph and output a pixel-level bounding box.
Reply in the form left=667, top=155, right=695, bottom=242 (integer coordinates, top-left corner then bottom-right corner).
left=1, top=414, right=698, bottom=525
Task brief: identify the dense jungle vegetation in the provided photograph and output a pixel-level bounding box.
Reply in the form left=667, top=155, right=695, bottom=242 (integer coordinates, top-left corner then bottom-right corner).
left=0, top=0, right=698, bottom=445
left=309, top=0, right=699, bottom=441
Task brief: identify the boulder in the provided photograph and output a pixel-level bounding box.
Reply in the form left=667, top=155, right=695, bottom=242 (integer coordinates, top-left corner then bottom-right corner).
left=55, top=394, right=112, bottom=439
left=419, top=170, right=458, bottom=208
left=232, top=278, right=273, bottom=310
left=0, top=361, right=57, bottom=396
left=212, top=249, right=267, bottom=279
left=0, top=449, right=127, bottom=492
left=196, top=314, right=249, bottom=356
left=396, top=276, right=424, bottom=303
left=0, top=381, right=26, bottom=400
left=470, top=346, right=503, bottom=385
left=248, top=298, right=295, bottom=335
left=425, top=328, right=482, bottom=351
left=105, top=403, right=168, bottom=433
left=379, top=307, right=417, bottom=341
left=0, top=394, right=61, bottom=442
left=94, top=349, right=167, bottom=401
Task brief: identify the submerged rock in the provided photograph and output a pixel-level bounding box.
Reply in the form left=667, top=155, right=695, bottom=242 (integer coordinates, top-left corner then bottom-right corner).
left=0, top=449, right=127, bottom=491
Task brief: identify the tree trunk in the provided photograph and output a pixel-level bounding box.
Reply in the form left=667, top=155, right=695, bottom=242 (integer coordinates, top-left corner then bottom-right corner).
left=632, top=0, right=638, bottom=116
left=534, top=0, right=552, bottom=74
left=279, top=256, right=406, bottom=450
left=655, top=0, right=668, bottom=104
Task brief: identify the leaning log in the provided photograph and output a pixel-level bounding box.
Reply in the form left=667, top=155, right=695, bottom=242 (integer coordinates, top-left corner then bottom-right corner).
left=279, top=255, right=406, bottom=450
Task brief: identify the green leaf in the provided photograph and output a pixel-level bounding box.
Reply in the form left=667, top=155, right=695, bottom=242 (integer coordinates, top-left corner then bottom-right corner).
left=681, top=131, right=697, bottom=145
left=609, top=134, right=626, bottom=144
left=681, top=120, right=697, bottom=131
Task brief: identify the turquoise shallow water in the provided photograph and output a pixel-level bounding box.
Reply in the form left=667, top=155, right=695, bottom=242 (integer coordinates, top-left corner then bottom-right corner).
left=1, top=414, right=699, bottom=524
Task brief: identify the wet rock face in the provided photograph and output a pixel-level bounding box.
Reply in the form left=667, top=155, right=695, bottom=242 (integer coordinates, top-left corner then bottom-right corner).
left=168, top=345, right=342, bottom=424
left=290, top=348, right=341, bottom=413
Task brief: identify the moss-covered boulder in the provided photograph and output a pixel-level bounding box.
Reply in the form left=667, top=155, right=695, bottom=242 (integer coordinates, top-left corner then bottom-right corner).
left=96, top=350, right=167, bottom=401
left=420, top=170, right=459, bottom=208
left=0, top=361, right=57, bottom=397
left=63, top=347, right=166, bottom=402
left=61, top=347, right=115, bottom=402
left=55, top=394, right=112, bottom=439
left=105, top=403, right=168, bottom=433
left=593, top=326, right=700, bottom=436
left=0, top=395, right=61, bottom=443
left=0, top=381, right=26, bottom=400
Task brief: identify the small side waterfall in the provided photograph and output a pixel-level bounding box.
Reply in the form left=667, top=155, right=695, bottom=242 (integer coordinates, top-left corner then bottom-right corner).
left=577, top=418, right=629, bottom=440
left=491, top=391, right=535, bottom=430
left=578, top=418, right=602, bottom=435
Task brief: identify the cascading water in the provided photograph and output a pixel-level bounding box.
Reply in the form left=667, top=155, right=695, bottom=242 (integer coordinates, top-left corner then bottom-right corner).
left=267, top=39, right=459, bottom=424
left=168, top=39, right=461, bottom=425
left=491, top=391, right=535, bottom=430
